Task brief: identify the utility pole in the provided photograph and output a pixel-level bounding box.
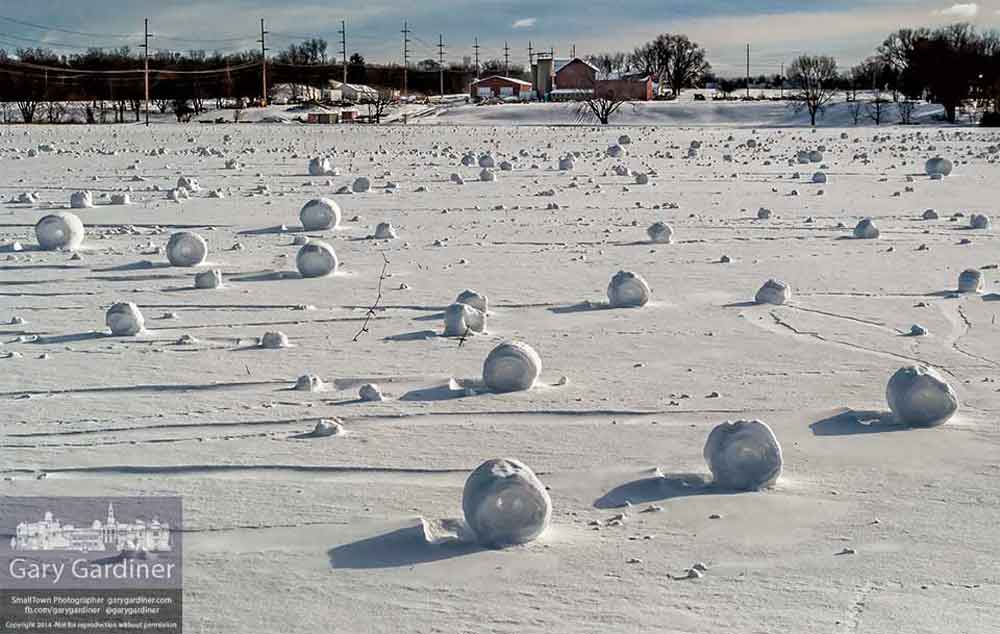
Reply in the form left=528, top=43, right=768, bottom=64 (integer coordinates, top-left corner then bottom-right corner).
left=258, top=19, right=268, bottom=106
left=745, top=43, right=750, bottom=98
left=339, top=20, right=348, bottom=85
left=528, top=41, right=534, bottom=67
left=401, top=21, right=410, bottom=98
left=141, top=18, right=151, bottom=126
left=504, top=40, right=510, bottom=76
left=473, top=37, right=480, bottom=79
left=780, top=62, right=784, bottom=98
left=571, top=44, right=576, bottom=58
left=437, top=34, right=446, bottom=97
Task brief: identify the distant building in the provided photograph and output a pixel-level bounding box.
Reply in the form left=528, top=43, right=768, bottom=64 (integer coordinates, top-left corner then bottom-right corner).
left=470, top=75, right=533, bottom=100
left=12, top=504, right=171, bottom=553
left=553, top=57, right=600, bottom=91
left=530, top=54, right=651, bottom=102
left=326, top=81, right=380, bottom=103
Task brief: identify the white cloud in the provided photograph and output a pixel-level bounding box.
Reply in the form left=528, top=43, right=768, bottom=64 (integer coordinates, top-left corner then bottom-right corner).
left=512, top=18, right=537, bottom=29
left=936, top=3, right=979, bottom=17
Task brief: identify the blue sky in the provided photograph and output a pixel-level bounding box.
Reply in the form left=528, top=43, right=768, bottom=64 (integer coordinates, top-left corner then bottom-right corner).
left=1, top=1, right=998, bottom=75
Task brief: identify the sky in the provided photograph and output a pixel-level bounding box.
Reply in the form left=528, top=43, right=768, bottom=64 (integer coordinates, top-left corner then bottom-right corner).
left=1, top=1, right=999, bottom=75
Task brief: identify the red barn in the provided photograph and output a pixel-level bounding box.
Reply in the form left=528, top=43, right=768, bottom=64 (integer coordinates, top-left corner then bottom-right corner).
left=470, top=76, right=533, bottom=100
left=553, top=58, right=599, bottom=90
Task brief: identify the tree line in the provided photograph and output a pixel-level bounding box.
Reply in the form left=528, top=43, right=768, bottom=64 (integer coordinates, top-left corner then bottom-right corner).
left=0, top=40, right=475, bottom=123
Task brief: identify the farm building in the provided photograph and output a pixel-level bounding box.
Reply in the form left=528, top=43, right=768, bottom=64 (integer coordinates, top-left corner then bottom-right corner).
left=470, top=76, right=533, bottom=100
left=326, top=81, right=380, bottom=103
left=531, top=54, right=653, bottom=102
left=553, top=58, right=600, bottom=90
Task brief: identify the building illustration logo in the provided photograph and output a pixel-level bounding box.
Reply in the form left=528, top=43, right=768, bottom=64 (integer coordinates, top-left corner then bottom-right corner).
left=11, top=503, right=171, bottom=553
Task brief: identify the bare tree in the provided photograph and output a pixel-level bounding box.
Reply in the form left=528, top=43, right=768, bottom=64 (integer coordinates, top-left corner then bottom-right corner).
left=660, top=34, right=711, bottom=96
left=365, top=89, right=397, bottom=124
left=44, top=100, right=67, bottom=123
left=867, top=96, right=889, bottom=125
left=897, top=99, right=917, bottom=124
left=629, top=42, right=669, bottom=93
left=848, top=99, right=864, bottom=124
left=16, top=100, right=39, bottom=124
left=574, top=73, right=635, bottom=125
left=586, top=52, right=629, bottom=77
left=787, top=55, right=839, bottom=126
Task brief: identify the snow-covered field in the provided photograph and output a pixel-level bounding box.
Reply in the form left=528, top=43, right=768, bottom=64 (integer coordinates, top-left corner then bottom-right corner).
left=2, top=118, right=999, bottom=633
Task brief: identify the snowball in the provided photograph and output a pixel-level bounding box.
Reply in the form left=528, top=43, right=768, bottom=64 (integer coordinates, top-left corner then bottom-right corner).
left=308, top=157, right=333, bottom=176
left=35, top=212, right=84, bottom=251
left=177, top=176, right=200, bottom=192
left=969, top=213, right=991, bottom=230
left=606, top=144, right=623, bottom=158
left=260, top=331, right=290, bottom=348
left=110, top=193, right=131, bottom=205
left=479, top=168, right=496, bottom=182
left=886, top=365, right=958, bottom=427
left=450, top=173, right=465, bottom=185
left=618, top=134, right=632, bottom=145
left=166, top=232, right=208, bottom=267
left=374, top=222, right=397, bottom=239
left=703, top=420, right=782, bottom=490
left=299, top=198, right=342, bottom=231
left=483, top=341, right=542, bottom=393
left=853, top=218, right=880, bottom=239
left=359, top=383, right=385, bottom=402
left=755, top=279, right=791, bottom=305
left=478, top=154, right=496, bottom=168
left=296, top=240, right=338, bottom=278
left=444, top=302, right=486, bottom=336
left=558, top=156, right=575, bottom=171
left=106, top=302, right=145, bottom=336
left=352, top=177, right=372, bottom=193
left=70, top=191, right=93, bottom=209
left=757, top=208, right=772, bottom=220
left=456, top=289, right=488, bottom=313
left=313, top=418, right=343, bottom=436
left=194, top=269, right=223, bottom=289
left=607, top=271, right=651, bottom=308
left=647, top=221, right=673, bottom=244
left=634, top=173, right=650, bottom=185
left=808, top=150, right=823, bottom=163
left=462, top=458, right=552, bottom=547
left=925, top=156, right=953, bottom=177
left=294, top=374, right=324, bottom=391
left=957, top=268, right=983, bottom=293
left=922, top=209, right=939, bottom=220
left=812, top=171, right=827, bottom=184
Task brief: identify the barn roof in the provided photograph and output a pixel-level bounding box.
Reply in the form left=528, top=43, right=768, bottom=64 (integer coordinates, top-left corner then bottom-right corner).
left=471, top=75, right=533, bottom=87
left=554, top=57, right=600, bottom=74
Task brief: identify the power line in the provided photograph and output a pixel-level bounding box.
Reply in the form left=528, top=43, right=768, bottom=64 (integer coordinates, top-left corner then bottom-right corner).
left=438, top=34, right=445, bottom=97
left=258, top=19, right=268, bottom=106
left=401, top=20, right=410, bottom=97
left=473, top=36, right=480, bottom=79
left=140, top=18, right=151, bottom=126
left=0, top=15, right=135, bottom=39
left=339, top=20, right=347, bottom=85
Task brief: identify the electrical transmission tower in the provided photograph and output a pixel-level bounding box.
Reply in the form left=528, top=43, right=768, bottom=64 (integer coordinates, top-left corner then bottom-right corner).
left=339, top=20, right=348, bottom=85
left=401, top=21, right=410, bottom=98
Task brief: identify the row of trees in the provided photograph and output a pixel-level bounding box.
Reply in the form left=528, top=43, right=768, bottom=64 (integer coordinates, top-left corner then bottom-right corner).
left=0, top=38, right=477, bottom=123
left=777, top=23, right=1000, bottom=125
left=584, top=33, right=711, bottom=95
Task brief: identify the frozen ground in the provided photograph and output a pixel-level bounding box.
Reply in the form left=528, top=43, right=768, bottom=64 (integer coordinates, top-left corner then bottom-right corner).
left=1, top=120, right=999, bottom=633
